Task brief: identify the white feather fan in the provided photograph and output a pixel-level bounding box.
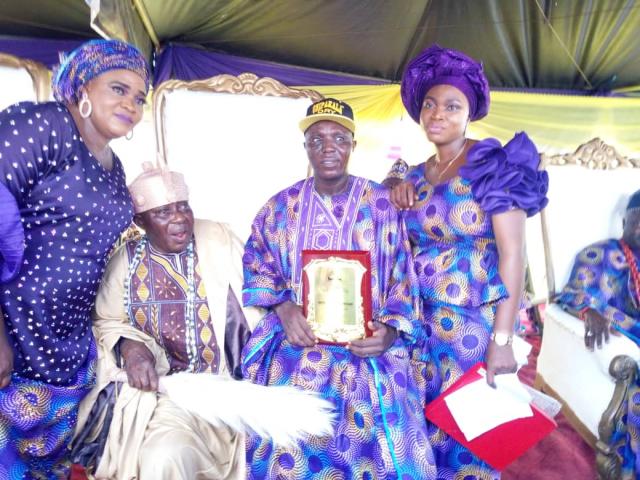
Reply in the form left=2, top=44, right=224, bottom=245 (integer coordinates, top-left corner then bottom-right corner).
left=151, top=373, right=336, bottom=447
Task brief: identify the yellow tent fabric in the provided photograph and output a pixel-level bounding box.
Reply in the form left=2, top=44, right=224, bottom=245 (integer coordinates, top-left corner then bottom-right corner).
left=301, top=85, right=640, bottom=157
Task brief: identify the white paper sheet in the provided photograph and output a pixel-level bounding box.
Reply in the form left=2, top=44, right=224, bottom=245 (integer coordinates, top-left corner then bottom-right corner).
left=444, top=371, right=533, bottom=441
left=512, top=335, right=533, bottom=367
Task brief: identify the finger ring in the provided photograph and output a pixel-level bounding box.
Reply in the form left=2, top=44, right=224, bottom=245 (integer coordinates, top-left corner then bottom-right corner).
left=586, top=331, right=594, bottom=337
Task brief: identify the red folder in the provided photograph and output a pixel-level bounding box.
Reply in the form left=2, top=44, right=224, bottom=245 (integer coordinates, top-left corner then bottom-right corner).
left=425, top=362, right=557, bottom=471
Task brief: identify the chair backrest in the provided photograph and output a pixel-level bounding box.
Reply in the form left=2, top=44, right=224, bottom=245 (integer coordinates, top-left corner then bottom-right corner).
left=152, top=73, right=322, bottom=239
left=0, top=53, right=50, bottom=110
left=540, top=138, right=640, bottom=298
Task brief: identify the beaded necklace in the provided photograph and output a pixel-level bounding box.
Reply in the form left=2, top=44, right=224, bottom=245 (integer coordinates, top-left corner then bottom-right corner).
left=620, top=239, right=640, bottom=307
left=123, top=236, right=199, bottom=372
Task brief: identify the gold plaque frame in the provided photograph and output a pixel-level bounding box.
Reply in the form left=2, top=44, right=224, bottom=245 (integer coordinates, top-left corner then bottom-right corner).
left=302, top=251, right=372, bottom=344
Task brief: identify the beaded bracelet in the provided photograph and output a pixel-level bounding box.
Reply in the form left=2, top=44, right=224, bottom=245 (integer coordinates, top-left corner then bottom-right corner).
left=577, top=307, right=591, bottom=321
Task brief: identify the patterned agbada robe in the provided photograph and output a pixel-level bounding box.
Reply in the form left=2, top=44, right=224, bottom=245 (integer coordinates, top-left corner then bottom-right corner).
left=241, top=175, right=437, bottom=480
left=557, top=238, right=640, bottom=478
left=126, top=241, right=220, bottom=374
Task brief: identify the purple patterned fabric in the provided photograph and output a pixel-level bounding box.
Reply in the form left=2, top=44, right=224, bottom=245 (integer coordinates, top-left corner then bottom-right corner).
left=557, top=238, right=640, bottom=348
left=401, top=44, right=490, bottom=123
left=557, top=239, right=640, bottom=476
left=290, top=176, right=367, bottom=290
left=0, top=341, right=97, bottom=479
left=403, top=166, right=503, bottom=477
left=459, top=132, right=549, bottom=217
left=154, top=44, right=388, bottom=87
left=52, top=39, right=150, bottom=103
left=241, top=176, right=436, bottom=479
left=401, top=132, right=547, bottom=478
left=0, top=182, right=24, bottom=283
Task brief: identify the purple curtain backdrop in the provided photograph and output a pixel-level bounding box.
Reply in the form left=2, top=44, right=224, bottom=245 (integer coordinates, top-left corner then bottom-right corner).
left=154, top=44, right=387, bottom=87
left=1, top=38, right=608, bottom=95
left=0, top=37, right=87, bottom=68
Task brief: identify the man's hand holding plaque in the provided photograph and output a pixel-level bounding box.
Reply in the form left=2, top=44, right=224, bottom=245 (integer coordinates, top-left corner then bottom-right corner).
left=274, top=301, right=317, bottom=347
left=347, top=321, right=398, bottom=358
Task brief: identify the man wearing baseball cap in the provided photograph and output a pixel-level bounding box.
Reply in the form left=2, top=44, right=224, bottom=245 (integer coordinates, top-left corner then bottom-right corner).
left=241, top=99, right=436, bottom=479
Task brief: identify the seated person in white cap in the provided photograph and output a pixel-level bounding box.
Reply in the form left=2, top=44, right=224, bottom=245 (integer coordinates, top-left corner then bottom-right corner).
left=72, top=162, right=257, bottom=479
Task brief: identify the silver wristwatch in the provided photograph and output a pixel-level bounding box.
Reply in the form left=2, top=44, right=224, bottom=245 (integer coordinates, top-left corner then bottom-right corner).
left=490, top=331, right=514, bottom=346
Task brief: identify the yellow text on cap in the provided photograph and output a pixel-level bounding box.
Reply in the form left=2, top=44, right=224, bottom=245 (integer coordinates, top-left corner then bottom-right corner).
left=312, top=100, right=344, bottom=115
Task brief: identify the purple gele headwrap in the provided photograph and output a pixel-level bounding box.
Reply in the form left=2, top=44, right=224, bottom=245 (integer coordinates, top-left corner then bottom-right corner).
left=401, top=44, right=490, bottom=123
left=52, top=39, right=150, bottom=103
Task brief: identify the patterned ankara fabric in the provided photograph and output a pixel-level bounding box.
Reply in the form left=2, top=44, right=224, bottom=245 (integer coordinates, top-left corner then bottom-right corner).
left=241, top=175, right=436, bottom=479
left=401, top=133, right=547, bottom=479
left=52, top=39, right=150, bottom=104
left=0, top=102, right=133, bottom=477
left=557, top=239, right=640, bottom=478
left=125, top=241, right=221, bottom=374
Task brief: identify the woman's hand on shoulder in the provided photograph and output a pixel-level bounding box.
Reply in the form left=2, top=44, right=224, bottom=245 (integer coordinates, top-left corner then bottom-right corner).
left=390, top=181, right=417, bottom=210
left=120, top=338, right=158, bottom=392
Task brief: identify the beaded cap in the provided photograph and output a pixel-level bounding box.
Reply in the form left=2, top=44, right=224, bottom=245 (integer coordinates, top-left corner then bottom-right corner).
left=128, top=162, right=189, bottom=214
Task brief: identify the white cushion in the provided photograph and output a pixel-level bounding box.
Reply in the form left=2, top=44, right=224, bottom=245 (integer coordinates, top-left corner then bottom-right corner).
left=159, top=89, right=312, bottom=240
left=537, top=304, right=640, bottom=436
left=0, top=65, right=38, bottom=111
left=545, top=165, right=640, bottom=293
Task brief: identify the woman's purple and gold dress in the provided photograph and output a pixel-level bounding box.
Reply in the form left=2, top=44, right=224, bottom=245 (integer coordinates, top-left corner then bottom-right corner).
left=242, top=175, right=437, bottom=480
left=402, top=133, right=548, bottom=479
left=0, top=102, right=133, bottom=478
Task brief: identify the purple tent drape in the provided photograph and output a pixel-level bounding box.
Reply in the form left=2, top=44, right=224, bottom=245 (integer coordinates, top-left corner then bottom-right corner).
left=154, top=44, right=387, bottom=87
left=0, top=37, right=87, bottom=68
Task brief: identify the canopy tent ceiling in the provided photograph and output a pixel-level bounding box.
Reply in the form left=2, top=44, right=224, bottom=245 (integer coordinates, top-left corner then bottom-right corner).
left=2, top=0, right=640, bottom=94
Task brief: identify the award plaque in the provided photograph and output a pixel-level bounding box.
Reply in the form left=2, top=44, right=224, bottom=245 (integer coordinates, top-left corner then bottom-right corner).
left=301, top=250, right=372, bottom=345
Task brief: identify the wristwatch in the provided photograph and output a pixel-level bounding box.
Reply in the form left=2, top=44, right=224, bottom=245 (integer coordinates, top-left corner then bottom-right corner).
left=490, top=331, right=514, bottom=346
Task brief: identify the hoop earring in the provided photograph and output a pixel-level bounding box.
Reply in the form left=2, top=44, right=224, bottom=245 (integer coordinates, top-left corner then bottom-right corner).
left=126, top=130, right=133, bottom=141
left=79, top=92, right=92, bottom=119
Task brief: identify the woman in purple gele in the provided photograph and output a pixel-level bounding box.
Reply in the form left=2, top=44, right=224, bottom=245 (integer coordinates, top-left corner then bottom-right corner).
left=384, top=44, right=548, bottom=479
left=0, top=39, right=150, bottom=478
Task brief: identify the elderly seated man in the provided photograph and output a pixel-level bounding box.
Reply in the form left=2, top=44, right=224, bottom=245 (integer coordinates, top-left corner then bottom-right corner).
left=73, top=163, right=256, bottom=479
left=557, top=189, right=640, bottom=478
